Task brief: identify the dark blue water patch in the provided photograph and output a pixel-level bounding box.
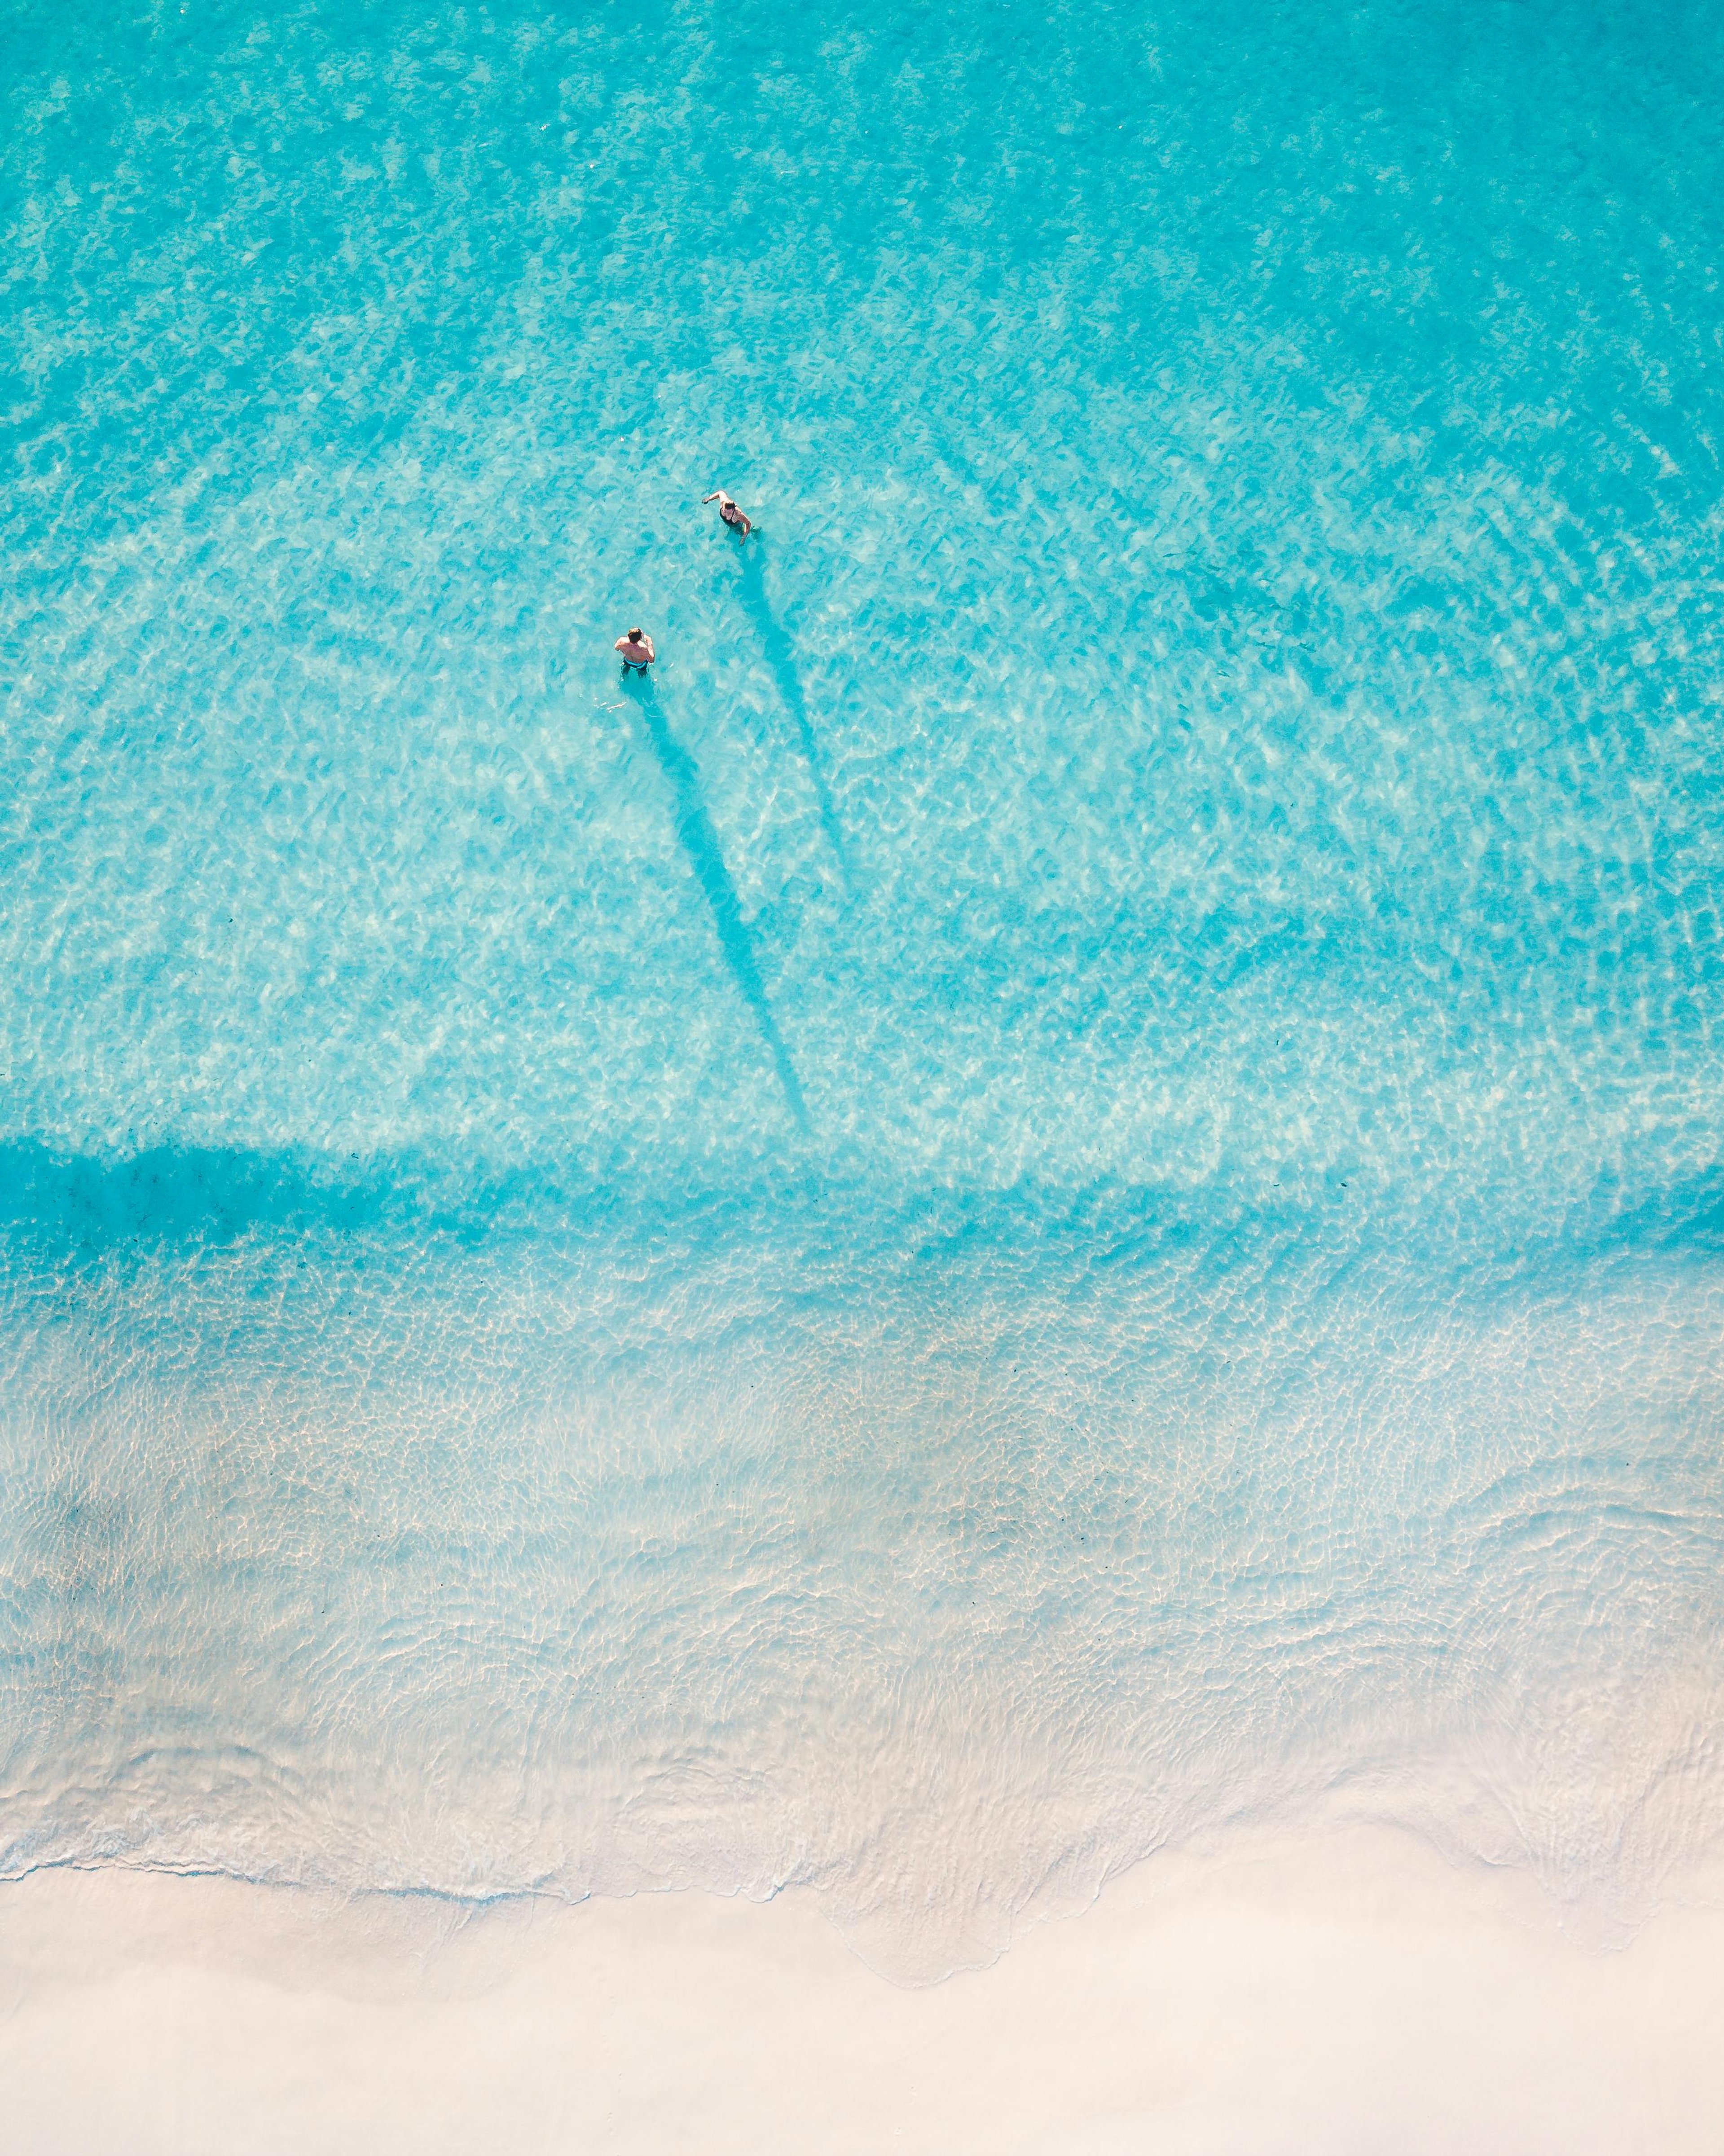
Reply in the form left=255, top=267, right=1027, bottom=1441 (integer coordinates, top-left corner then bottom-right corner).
left=0, top=1146, right=1297, bottom=1303
left=0, top=1141, right=424, bottom=1253
left=1554, top=1164, right=1724, bottom=1267
left=6, top=1133, right=1722, bottom=1334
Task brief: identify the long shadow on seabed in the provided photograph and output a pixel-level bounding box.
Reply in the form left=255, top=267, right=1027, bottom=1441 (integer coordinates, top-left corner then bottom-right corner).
left=622, top=668, right=810, bottom=1134
left=736, top=538, right=856, bottom=896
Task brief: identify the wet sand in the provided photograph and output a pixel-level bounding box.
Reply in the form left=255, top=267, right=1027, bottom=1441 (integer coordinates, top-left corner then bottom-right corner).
left=4, top=1817, right=1721, bottom=2154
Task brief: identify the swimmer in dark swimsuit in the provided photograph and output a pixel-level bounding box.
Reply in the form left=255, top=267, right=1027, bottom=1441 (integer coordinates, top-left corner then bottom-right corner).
left=615, top=627, right=656, bottom=673
left=702, top=489, right=753, bottom=537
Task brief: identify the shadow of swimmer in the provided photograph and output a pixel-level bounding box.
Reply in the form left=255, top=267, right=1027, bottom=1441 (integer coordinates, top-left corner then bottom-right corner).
left=622, top=670, right=810, bottom=1134
left=738, top=539, right=854, bottom=895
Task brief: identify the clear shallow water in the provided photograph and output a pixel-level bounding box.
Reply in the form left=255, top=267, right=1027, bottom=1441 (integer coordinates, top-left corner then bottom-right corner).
left=3, top=0, right=1723, bottom=1978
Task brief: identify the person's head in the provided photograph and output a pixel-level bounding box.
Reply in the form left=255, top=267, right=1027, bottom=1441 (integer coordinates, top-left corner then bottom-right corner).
left=628, top=627, right=643, bottom=641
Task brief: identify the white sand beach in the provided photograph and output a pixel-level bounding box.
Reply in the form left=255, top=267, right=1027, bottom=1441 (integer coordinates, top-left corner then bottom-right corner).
left=4, top=1819, right=1721, bottom=2155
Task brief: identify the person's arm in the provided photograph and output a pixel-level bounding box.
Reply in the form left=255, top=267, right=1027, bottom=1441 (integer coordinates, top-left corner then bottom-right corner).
left=614, top=635, right=629, bottom=652
left=701, top=492, right=722, bottom=504
left=643, top=636, right=656, bottom=660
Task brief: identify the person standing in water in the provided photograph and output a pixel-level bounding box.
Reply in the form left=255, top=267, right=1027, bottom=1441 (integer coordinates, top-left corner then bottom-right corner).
left=702, top=488, right=753, bottom=537
left=615, top=627, right=656, bottom=674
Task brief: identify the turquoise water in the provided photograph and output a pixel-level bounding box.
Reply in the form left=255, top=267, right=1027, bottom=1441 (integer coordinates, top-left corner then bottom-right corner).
left=3, top=0, right=1723, bottom=1977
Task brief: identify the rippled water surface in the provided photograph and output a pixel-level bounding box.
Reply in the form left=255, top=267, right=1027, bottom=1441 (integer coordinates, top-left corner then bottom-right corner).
left=4, top=0, right=1723, bottom=1977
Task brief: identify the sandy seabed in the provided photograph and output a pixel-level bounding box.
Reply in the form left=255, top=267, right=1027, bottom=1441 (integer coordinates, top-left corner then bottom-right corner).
left=3, top=1818, right=1721, bottom=2156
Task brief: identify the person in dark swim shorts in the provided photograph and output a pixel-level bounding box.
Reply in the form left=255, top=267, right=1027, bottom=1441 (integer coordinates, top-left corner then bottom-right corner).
left=615, top=627, right=656, bottom=673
